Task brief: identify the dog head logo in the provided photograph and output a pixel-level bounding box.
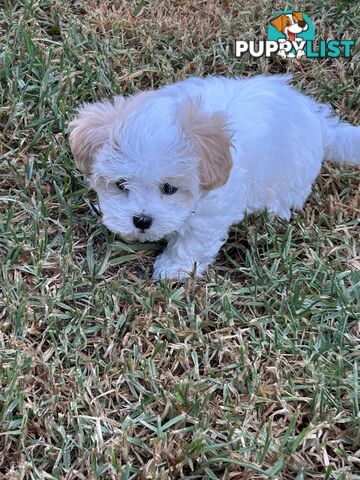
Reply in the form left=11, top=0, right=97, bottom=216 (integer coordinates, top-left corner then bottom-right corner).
left=268, top=10, right=315, bottom=58
left=271, top=12, right=308, bottom=41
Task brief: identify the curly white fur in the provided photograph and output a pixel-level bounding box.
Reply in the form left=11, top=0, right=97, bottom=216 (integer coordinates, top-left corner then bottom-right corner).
left=69, top=75, right=360, bottom=279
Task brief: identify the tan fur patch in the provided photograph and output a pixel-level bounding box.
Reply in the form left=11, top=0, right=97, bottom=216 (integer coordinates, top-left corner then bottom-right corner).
left=179, top=98, right=233, bottom=190
left=69, top=91, right=156, bottom=176
left=69, top=100, right=120, bottom=176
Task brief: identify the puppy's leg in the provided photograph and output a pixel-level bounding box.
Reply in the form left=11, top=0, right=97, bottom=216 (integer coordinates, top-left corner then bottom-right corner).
left=152, top=224, right=229, bottom=280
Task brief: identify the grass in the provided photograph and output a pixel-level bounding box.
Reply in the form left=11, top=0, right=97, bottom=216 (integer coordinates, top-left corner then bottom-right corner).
left=0, top=0, right=359, bottom=478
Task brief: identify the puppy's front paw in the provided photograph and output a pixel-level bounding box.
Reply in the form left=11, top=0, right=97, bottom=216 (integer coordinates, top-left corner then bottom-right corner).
left=152, top=253, right=198, bottom=281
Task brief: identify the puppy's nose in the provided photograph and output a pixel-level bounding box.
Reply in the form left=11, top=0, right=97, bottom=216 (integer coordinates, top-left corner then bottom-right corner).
left=133, top=214, right=153, bottom=230
left=298, top=20, right=306, bottom=27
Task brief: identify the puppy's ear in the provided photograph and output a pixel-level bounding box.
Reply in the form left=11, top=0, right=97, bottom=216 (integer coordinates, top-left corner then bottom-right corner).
left=179, top=99, right=233, bottom=191
left=271, top=14, right=287, bottom=32
left=69, top=91, right=157, bottom=176
left=69, top=100, right=121, bottom=176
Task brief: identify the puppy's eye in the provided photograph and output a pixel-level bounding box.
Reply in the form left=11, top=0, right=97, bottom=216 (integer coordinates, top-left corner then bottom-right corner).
left=116, top=179, right=129, bottom=192
left=160, top=183, right=178, bottom=195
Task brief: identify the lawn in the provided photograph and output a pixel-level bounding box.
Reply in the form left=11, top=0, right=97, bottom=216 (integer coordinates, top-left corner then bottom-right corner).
left=0, top=0, right=359, bottom=479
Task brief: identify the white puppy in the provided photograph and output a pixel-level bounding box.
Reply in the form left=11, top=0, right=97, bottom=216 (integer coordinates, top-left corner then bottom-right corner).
left=69, top=75, right=360, bottom=279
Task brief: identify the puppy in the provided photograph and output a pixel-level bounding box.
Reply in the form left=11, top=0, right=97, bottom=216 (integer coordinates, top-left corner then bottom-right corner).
left=69, top=75, right=360, bottom=280
left=271, top=12, right=308, bottom=58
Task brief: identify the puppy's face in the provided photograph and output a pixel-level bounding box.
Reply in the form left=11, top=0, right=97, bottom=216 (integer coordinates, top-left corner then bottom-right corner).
left=70, top=92, right=233, bottom=242
left=92, top=136, right=201, bottom=242
left=98, top=175, right=197, bottom=243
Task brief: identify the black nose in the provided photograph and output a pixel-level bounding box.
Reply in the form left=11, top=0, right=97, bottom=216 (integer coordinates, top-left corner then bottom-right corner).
left=133, top=214, right=153, bottom=230
left=298, top=20, right=306, bottom=28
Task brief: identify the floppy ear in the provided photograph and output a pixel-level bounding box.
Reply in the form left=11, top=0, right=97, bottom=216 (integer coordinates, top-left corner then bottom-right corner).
left=271, top=14, right=287, bottom=32
left=179, top=99, right=233, bottom=191
left=69, top=100, right=121, bottom=176
left=69, top=91, right=156, bottom=176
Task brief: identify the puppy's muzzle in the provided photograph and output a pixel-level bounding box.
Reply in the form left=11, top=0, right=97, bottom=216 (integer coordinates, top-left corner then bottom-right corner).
left=133, top=214, right=153, bottom=230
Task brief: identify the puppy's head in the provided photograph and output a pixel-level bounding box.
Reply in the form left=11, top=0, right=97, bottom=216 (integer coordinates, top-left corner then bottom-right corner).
left=69, top=92, right=233, bottom=242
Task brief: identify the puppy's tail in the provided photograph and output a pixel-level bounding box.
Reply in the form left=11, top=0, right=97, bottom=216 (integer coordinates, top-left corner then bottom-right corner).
left=320, top=105, right=360, bottom=165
